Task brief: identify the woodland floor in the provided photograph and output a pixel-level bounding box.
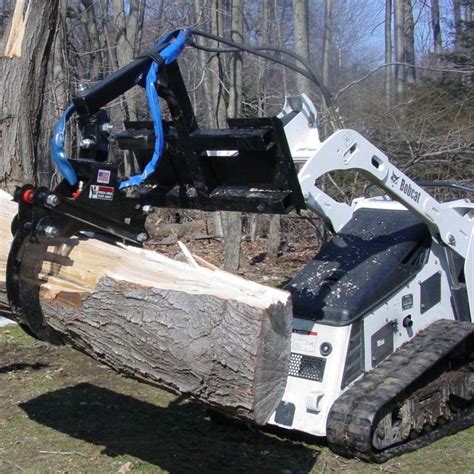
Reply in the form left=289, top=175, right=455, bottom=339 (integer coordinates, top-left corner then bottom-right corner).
left=1, top=239, right=473, bottom=473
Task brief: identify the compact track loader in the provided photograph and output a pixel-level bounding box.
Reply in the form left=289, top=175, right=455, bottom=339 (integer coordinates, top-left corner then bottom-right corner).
left=6, top=29, right=474, bottom=462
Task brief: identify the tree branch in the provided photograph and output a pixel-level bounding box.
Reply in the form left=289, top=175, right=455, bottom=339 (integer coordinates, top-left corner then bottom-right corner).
left=335, top=62, right=474, bottom=100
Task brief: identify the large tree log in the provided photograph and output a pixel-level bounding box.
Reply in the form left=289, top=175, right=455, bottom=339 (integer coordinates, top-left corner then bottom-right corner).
left=0, top=190, right=292, bottom=424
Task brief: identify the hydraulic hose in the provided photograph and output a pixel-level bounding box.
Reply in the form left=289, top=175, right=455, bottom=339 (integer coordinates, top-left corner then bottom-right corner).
left=118, top=29, right=190, bottom=189
left=50, top=103, right=78, bottom=186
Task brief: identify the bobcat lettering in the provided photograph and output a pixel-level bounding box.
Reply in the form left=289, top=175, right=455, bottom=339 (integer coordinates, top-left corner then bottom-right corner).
left=400, top=179, right=421, bottom=203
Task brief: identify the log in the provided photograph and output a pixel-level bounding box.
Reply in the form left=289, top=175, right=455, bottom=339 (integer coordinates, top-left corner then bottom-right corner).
left=0, top=190, right=292, bottom=424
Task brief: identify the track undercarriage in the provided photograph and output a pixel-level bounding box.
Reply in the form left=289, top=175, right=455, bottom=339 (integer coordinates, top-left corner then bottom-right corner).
left=327, top=320, right=474, bottom=462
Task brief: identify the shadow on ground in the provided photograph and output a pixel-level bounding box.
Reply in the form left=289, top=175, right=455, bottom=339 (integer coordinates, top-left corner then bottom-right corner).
left=20, top=382, right=319, bottom=473
left=0, top=362, right=49, bottom=374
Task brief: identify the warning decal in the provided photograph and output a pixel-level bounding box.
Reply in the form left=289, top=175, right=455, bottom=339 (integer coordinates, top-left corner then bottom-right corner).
left=292, top=328, right=318, bottom=353
left=89, top=185, right=114, bottom=201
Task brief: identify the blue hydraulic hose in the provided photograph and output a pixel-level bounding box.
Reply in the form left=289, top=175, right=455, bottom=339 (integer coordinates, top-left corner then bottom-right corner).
left=119, top=29, right=190, bottom=189
left=50, top=103, right=78, bottom=186
left=118, top=61, right=163, bottom=188
left=50, top=28, right=190, bottom=189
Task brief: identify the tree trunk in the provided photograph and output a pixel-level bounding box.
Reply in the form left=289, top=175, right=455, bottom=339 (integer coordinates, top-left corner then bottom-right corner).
left=267, top=214, right=281, bottom=259
left=403, top=0, right=416, bottom=89
left=221, top=0, right=244, bottom=271
left=385, top=0, right=393, bottom=107
left=192, top=0, right=215, bottom=127
left=431, top=0, right=443, bottom=54
left=80, top=0, right=105, bottom=81
left=0, top=190, right=292, bottom=425
left=322, top=0, right=333, bottom=89
left=394, top=0, right=405, bottom=102
left=110, top=0, right=145, bottom=121
left=453, top=0, right=463, bottom=49
left=209, top=0, right=227, bottom=128
left=0, top=0, right=59, bottom=191
left=221, top=210, right=242, bottom=271
left=227, top=0, right=243, bottom=119
left=292, top=0, right=311, bottom=94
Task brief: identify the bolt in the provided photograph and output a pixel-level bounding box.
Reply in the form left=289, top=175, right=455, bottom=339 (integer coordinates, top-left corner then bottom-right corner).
left=41, top=225, right=60, bottom=239
left=136, top=232, right=148, bottom=243
left=76, top=82, right=88, bottom=97
left=100, top=122, right=114, bottom=134
left=142, top=205, right=155, bottom=215
left=80, top=138, right=96, bottom=149
left=45, top=194, right=60, bottom=207
left=447, top=233, right=456, bottom=246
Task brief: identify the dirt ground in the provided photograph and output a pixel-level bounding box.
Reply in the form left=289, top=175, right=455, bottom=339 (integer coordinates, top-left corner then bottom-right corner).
left=1, top=237, right=473, bottom=473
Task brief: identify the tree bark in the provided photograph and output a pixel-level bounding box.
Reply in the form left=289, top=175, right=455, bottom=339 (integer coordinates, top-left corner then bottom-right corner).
left=385, top=0, right=393, bottom=107
left=209, top=0, right=227, bottom=128
left=322, top=0, right=333, bottom=89
left=80, top=0, right=105, bottom=81
left=110, top=0, right=145, bottom=121
left=0, top=190, right=291, bottom=424
left=431, top=0, right=443, bottom=54
left=292, top=0, right=311, bottom=94
left=453, top=0, right=463, bottom=49
left=403, top=0, right=416, bottom=88
left=221, top=0, right=244, bottom=271
left=394, top=0, right=405, bottom=102
left=0, top=0, right=59, bottom=191
left=267, top=214, right=281, bottom=259
left=221, top=210, right=242, bottom=271
left=227, top=0, right=244, bottom=119
left=192, top=0, right=215, bottom=127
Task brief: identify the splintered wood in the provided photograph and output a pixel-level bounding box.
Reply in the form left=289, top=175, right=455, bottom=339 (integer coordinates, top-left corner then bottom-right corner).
left=0, top=190, right=292, bottom=424
left=2, top=0, right=30, bottom=58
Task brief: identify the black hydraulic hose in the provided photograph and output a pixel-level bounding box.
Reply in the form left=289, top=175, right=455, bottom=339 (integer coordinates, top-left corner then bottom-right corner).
left=190, top=28, right=333, bottom=109
left=416, top=180, right=474, bottom=194
left=364, top=180, right=474, bottom=198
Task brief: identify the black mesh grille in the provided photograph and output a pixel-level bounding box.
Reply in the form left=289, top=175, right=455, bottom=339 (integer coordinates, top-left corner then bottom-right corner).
left=288, top=352, right=326, bottom=381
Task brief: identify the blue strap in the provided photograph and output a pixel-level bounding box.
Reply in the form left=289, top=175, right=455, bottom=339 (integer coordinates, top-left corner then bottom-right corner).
left=119, top=29, right=190, bottom=189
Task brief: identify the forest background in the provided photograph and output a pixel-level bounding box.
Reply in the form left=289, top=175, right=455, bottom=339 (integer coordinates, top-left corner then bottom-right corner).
left=0, top=0, right=472, bottom=269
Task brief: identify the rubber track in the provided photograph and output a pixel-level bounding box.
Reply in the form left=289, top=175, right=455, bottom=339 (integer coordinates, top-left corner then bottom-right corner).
left=326, top=319, right=474, bottom=463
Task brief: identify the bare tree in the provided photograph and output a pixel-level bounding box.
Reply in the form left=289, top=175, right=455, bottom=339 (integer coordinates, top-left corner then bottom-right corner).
left=110, top=0, right=145, bottom=120
left=80, top=0, right=105, bottom=81
left=209, top=0, right=227, bottom=128
left=0, top=0, right=60, bottom=190
left=385, top=0, right=393, bottom=106
left=192, top=0, right=216, bottom=127
left=431, top=0, right=443, bottom=53
left=292, top=0, right=311, bottom=94
left=403, top=0, right=416, bottom=88
left=322, top=0, right=333, bottom=89
left=222, top=0, right=245, bottom=271
left=394, top=0, right=405, bottom=100
left=227, top=0, right=243, bottom=118
left=453, top=0, right=463, bottom=48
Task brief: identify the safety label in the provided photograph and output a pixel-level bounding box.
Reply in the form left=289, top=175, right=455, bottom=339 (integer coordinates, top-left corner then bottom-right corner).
left=292, top=328, right=318, bottom=353
left=89, top=185, right=114, bottom=201
left=402, top=293, right=414, bottom=310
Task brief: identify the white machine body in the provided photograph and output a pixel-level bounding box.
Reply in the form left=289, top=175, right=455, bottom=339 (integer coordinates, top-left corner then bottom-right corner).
left=268, top=95, right=474, bottom=437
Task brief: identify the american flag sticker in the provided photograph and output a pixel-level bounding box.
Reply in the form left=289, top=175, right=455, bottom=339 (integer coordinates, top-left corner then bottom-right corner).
left=97, top=169, right=111, bottom=184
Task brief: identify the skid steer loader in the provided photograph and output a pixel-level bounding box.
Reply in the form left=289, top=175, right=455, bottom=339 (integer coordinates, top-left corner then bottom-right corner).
left=6, top=29, right=474, bottom=462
